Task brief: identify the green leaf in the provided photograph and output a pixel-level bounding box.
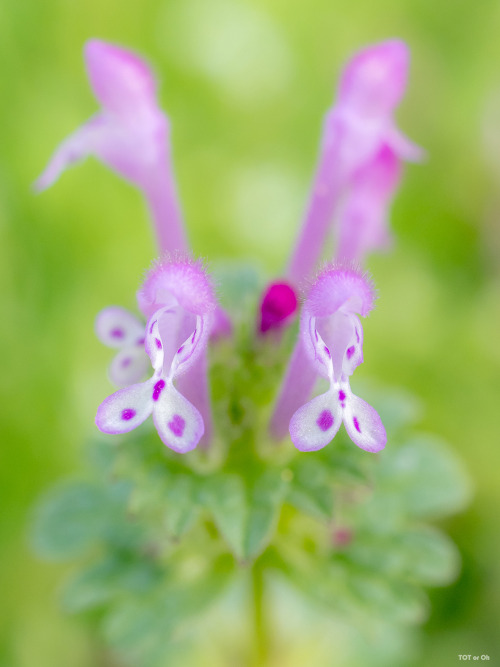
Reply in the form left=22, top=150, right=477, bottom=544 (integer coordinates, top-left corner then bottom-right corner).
left=202, top=470, right=285, bottom=560
left=345, top=527, right=460, bottom=587
left=348, top=573, right=428, bottom=625
left=62, top=558, right=117, bottom=612
left=379, top=436, right=472, bottom=519
left=202, top=473, right=247, bottom=559
left=320, top=445, right=371, bottom=485
left=103, top=555, right=233, bottom=666
left=245, top=469, right=286, bottom=560
left=62, top=556, right=163, bottom=613
left=287, top=459, right=334, bottom=520
left=31, top=482, right=107, bottom=560
left=398, top=528, right=461, bottom=586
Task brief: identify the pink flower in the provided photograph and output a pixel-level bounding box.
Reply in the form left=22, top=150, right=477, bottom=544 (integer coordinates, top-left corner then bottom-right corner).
left=287, top=39, right=422, bottom=284
left=96, top=258, right=217, bottom=453
left=273, top=264, right=386, bottom=453
left=95, top=306, right=148, bottom=387
left=35, top=39, right=188, bottom=254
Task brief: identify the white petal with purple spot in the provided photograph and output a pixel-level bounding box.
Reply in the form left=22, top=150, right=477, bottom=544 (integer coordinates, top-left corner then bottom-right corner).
left=343, top=391, right=386, bottom=453
left=152, top=383, right=204, bottom=453
left=109, top=345, right=150, bottom=387
left=95, top=306, right=145, bottom=348
left=96, top=378, right=155, bottom=434
left=289, top=390, right=342, bottom=452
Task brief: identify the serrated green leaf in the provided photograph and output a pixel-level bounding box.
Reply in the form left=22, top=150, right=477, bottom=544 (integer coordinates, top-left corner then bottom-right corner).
left=345, top=527, right=460, bottom=587
left=202, top=470, right=285, bottom=560
left=379, top=436, right=472, bottom=519
left=31, top=482, right=107, bottom=560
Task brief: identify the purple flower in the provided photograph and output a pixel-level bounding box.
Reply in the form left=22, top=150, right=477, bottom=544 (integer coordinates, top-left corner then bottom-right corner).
left=96, top=257, right=217, bottom=453
left=35, top=39, right=188, bottom=254
left=95, top=306, right=148, bottom=387
left=287, top=39, right=422, bottom=284
left=273, top=264, right=386, bottom=453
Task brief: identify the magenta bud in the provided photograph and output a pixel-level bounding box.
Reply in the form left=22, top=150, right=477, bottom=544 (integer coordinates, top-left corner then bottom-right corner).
left=259, top=281, right=298, bottom=334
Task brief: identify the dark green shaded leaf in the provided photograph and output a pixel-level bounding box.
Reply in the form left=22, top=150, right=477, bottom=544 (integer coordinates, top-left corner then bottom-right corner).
left=288, top=459, right=334, bottom=520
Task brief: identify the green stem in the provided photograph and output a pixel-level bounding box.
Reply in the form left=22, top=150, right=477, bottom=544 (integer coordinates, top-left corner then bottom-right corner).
left=252, top=561, right=268, bottom=666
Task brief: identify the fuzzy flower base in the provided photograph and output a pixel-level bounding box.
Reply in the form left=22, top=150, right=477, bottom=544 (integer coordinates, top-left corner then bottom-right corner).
left=32, top=268, right=470, bottom=667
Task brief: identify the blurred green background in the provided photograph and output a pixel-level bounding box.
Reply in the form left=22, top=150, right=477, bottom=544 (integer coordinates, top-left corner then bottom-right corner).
left=1, top=0, right=500, bottom=664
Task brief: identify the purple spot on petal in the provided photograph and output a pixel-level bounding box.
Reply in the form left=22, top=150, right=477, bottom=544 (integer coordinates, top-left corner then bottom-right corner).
left=338, top=390, right=346, bottom=402
left=324, top=345, right=331, bottom=358
left=121, top=408, right=136, bottom=421
left=314, top=329, right=319, bottom=342
left=177, top=345, right=184, bottom=354
left=191, top=329, right=197, bottom=343
left=111, top=328, right=124, bottom=339
left=355, top=328, right=360, bottom=343
left=152, top=379, right=165, bottom=401
left=149, top=320, right=156, bottom=334
left=353, top=416, right=361, bottom=433
left=168, top=414, right=186, bottom=437
left=155, top=338, right=162, bottom=349
left=121, top=357, right=132, bottom=368
left=346, top=345, right=355, bottom=360
left=317, top=410, right=334, bottom=432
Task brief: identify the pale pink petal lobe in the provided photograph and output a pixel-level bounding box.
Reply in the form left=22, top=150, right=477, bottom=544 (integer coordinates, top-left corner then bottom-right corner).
left=84, top=39, right=157, bottom=115
left=95, top=379, right=154, bottom=434
left=109, top=346, right=150, bottom=387
left=289, top=391, right=342, bottom=452
left=95, top=306, right=145, bottom=348
left=153, top=384, right=204, bottom=453
left=343, top=392, right=387, bottom=452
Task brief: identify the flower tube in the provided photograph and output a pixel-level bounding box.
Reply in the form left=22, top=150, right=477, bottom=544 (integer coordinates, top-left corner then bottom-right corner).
left=96, top=257, right=216, bottom=452
left=334, top=144, right=401, bottom=264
